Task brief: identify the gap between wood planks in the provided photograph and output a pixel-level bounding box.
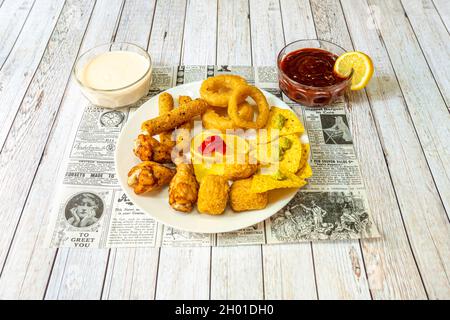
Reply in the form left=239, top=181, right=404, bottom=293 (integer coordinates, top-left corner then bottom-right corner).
left=0, top=0, right=37, bottom=70
left=0, top=0, right=122, bottom=299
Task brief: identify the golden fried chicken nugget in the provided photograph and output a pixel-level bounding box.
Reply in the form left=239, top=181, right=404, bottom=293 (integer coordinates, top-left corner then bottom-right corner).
left=134, top=134, right=172, bottom=163
left=169, top=163, right=199, bottom=213
left=127, top=161, right=175, bottom=194
left=230, top=178, right=268, bottom=212
left=197, top=175, right=229, bottom=215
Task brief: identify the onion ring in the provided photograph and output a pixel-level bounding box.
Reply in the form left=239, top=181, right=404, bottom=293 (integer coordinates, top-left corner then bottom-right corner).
left=228, top=85, right=269, bottom=129
left=200, top=74, right=247, bottom=107
left=202, top=102, right=254, bottom=131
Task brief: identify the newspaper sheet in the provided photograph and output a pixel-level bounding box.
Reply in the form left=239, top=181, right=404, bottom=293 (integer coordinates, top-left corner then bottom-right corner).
left=47, top=65, right=379, bottom=248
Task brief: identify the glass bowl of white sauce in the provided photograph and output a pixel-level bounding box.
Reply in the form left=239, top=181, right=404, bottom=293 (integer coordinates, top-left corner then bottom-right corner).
left=74, top=42, right=152, bottom=109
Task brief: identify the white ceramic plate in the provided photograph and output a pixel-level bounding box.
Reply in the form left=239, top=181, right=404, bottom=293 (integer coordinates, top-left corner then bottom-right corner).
left=115, top=81, right=307, bottom=233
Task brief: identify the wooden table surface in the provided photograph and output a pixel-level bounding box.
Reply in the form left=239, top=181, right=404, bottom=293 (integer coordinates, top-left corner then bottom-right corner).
left=0, top=0, right=449, bottom=300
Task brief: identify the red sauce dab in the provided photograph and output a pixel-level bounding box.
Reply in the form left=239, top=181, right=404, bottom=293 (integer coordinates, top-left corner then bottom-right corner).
left=199, top=135, right=227, bottom=155
left=280, top=48, right=347, bottom=87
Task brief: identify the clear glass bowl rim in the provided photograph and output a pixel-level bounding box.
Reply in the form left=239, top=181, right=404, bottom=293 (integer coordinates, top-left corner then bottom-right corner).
left=73, top=41, right=152, bottom=93
left=277, top=38, right=353, bottom=91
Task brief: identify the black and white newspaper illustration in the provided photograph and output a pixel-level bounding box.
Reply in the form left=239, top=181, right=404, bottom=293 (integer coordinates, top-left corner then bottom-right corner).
left=47, top=66, right=379, bottom=248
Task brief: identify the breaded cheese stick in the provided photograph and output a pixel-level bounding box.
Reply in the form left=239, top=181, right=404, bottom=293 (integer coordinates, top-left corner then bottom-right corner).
left=158, top=92, right=175, bottom=147
left=142, top=99, right=208, bottom=136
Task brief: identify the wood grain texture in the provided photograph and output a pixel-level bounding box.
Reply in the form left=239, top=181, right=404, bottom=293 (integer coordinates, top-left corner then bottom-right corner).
left=46, top=0, right=159, bottom=300
left=342, top=0, right=450, bottom=299
left=46, top=248, right=110, bottom=300
left=210, top=0, right=263, bottom=300
left=0, top=0, right=64, bottom=146
left=432, top=0, right=450, bottom=31
left=311, top=0, right=427, bottom=300
left=370, top=0, right=450, bottom=220
left=0, top=0, right=35, bottom=69
left=155, top=0, right=215, bottom=300
left=102, top=248, right=159, bottom=300
left=263, top=243, right=317, bottom=299
left=0, top=0, right=94, bottom=288
left=401, top=0, right=450, bottom=109
left=99, top=0, right=161, bottom=300
left=148, top=0, right=186, bottom=65
left=249, top=0, right=319, bottom=300
left=0, top=0, right=124, bottom=300
left=217, top=0, right=251, bottom=65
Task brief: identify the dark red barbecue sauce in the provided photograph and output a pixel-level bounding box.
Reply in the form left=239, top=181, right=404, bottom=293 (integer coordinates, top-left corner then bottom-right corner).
left=278, top=48, right=350, bottom=106
left=280, top=48, right=346, bottom=87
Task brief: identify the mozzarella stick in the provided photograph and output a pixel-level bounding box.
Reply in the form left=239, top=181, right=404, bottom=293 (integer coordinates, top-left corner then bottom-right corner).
left=142, top=99, right=208, bottom=136
left=158, top=92, right=175, bottom=147
left=176, top=96, right=194, bottom=150
left=178, top=95, right=194, bottom=130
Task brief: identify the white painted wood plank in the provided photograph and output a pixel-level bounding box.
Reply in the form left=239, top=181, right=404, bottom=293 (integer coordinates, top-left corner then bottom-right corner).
left=401, top=0, right=450, bottom=108
left=0, top=0, right=95, bottom=288
left=0, top=0, right=35, bottom=69
left=263, top=244, right=317, bottom=299
left=0, top=0, right=123, bottom=300
left=249, top=0, right=284, bottom=65
left=46, top=249, right=110, bottom=300
left=46, top=0, right=158, bottom=300
left=313, top=243, right=369, bottom=299
left=342, top=0, right=450, bottom=299
left=211, top=246, right=263, bottom=299
left=148, top=0, right=187, bottom=65
left=155, top=0, right=215, bottom=300
left=94, top=0, right=190, bottom=301
left=432, top=0, right=450, bottom=31
left=156, top=247, right=210, bottom=300
left=209, top=0, right=264, bottom=300
left=216, top=0, right=251, bottom=65
left=279, top=0, right=371, bottom=300
left=0, top=0, right=64, bottom=145
left=310, top=0, right=427, bottom=300
left=250, top=0, right=319, bottom=300
left=370, top=0, right=450, bottom=219
left=102, top=248, right=159, bottom=300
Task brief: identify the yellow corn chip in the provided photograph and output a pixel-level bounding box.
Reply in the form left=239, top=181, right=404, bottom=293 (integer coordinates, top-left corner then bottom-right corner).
left=251, top=172, right=307, bottom=193
left=266, top=106, right=305, bottom=136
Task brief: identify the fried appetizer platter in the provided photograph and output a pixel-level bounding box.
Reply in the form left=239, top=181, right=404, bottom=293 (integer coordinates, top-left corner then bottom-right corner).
left=127, top=74, right=312, bottom=218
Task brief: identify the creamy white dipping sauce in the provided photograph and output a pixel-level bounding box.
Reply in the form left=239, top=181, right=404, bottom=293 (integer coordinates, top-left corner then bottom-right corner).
left=77, top=50, right=152, bottom=108
left=80, top=51, right=149, bottom=90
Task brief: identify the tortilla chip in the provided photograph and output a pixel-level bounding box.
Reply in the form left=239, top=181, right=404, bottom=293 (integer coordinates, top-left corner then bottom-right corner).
left=296, top=143, right=312, bottom=179
left=298, top=143, right=310, bottom=172
left=266, top=106, right=305, bottom=136
left=250, top=134, right=302, bottom=172
left=279, top=135, right=302, bottom=174
left=251, top=172, right=307, bottom=193
left=297, top=163, right=313, bottom=180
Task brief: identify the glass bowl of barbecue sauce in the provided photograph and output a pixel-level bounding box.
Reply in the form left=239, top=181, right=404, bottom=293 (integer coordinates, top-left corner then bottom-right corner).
left=277, top=39, right=352, bottom=107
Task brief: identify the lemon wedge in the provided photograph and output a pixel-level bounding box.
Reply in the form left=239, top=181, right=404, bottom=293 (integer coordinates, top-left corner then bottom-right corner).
left=333, top=51, right=374, bottom=90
